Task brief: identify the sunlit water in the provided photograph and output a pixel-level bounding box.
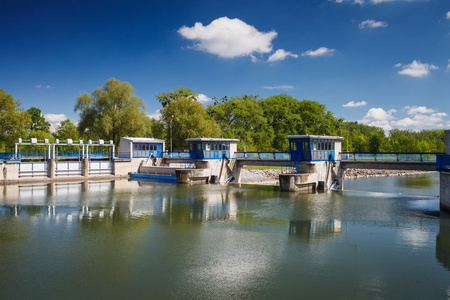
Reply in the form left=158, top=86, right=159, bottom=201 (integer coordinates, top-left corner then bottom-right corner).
left=1, top=173, right=449, bottom=299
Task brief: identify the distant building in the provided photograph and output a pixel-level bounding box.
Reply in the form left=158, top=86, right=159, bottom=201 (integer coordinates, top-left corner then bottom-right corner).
left=119, top=137, right=165, bottom=159
left=286, top=135, right=343, bottom=162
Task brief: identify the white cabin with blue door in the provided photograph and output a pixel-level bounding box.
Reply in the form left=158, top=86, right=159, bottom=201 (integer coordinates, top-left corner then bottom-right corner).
left=286, top=135, right=343, bottom=162
left=187, top=138, right=239, bottom=160
left=119, top=137, right=165, bottom=159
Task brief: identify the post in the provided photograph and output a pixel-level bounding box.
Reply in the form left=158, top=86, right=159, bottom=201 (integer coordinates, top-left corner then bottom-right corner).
left=170, top=118, right=173, bottom=153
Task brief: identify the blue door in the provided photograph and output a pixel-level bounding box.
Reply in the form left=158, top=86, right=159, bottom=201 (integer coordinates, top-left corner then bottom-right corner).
left=156, top=144, right=162, bottom=158
left=214, top=151, right=218, bottom=159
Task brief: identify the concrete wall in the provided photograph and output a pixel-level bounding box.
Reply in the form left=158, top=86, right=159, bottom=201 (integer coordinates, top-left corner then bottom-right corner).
left=440, top=172, right=450, bottom=212
left=114, top=158, right=143, bottom=176
left=446, top=130, right=450, bottom=155
left=1, top=162, right=20, bottom=182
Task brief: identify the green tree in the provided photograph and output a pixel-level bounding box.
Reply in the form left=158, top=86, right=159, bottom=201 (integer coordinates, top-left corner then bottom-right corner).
left=156, top=86, right=196, bottom=108
left=0, top=88, right=32, bottom=151
left=159, top=92, right=221, bottom=150
left=258, top=94, right=303, bottom=152
left=27, top=107, right=50, bottom=132
left=53, top=119, right=80, bottom=141
left=207, top=95, right=274, bottom=151
left=74, top=78, right=152, bottom=147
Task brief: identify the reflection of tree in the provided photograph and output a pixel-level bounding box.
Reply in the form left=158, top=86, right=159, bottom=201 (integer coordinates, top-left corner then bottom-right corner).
left=436, top=213, right=450, bottom=271
left=397, top=174, right=435, bottom=188
left=289, top=220, right=342, bottom=241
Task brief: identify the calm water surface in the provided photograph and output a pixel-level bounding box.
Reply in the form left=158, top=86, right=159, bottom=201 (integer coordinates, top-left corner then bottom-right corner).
left=1, top=173, right=449, bottom=299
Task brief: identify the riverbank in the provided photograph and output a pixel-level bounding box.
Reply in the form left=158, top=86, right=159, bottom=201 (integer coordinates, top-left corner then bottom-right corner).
left=239, top=168, right=427, bottom=185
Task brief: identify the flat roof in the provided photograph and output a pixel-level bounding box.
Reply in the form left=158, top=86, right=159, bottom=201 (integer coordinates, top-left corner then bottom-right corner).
left=120, top=137, right=165, bottom=143
left=186, top=138, right=240, bottom=142
left=286, top=135, right=344, bottom=140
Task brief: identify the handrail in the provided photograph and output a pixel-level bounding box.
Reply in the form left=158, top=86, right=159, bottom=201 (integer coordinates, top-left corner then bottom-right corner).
left=340, top=152, right=443, bottom=163
left=235, top=152, right=291, bottom=160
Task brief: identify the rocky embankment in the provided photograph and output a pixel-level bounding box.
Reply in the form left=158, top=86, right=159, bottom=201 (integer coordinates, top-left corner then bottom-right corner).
left=239, top=168, right=425, bottom=185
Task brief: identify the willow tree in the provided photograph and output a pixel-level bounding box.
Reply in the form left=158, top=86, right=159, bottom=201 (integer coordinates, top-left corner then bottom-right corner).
left=74, top=78, right=151, bottom=147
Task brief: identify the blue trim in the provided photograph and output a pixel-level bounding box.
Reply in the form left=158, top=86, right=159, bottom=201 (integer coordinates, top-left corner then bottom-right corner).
left=130, top=173, right=177, bottom=183
left=437, top=155, right=450, bottom=172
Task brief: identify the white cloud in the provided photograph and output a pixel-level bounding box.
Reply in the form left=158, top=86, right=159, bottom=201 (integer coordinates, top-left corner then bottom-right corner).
left=301, top=47, right=336, bottom=57
left=44, top=113, right=67, bottom=123
left=395, top=60, right=438, bottom=78
left=148, top=110, right=161, bottom=120
left=447, top=11, right=450, bottom=20
left=267, top=49, right=299, bottom=62
left=447, top=59, right=450, bottom=71
left=196, top=94, right=211, bottom=103
left=404, top=105, right=435, bottom=115
left=263, top=85, right=295, bottom=91
left=178, top=17, right=278, bottom=59
left=358, top=19, right=388, bottom=29
left=333, top=0, right=431, bottom=5
left=393, top=112, right=447, bottom=129
left=343, top=101, right=367, bottom=107
left=360, top=108, right=397, bottom=132
left=35, top=84, right=52, bottom=89
left=43, top=113, right=68, bottom=133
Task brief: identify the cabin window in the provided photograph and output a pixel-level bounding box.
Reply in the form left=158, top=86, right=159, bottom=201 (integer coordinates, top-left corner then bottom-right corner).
left=291, top=142, right=297, bottom=151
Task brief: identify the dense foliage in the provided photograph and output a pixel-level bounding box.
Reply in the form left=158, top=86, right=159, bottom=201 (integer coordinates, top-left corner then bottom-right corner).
left=0, top=84, right=447, bottom=154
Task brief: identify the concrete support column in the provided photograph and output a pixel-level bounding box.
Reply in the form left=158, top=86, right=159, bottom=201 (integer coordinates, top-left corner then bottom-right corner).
left=440, top=172, right=450, bottom=212
left=82, top=158, right=89, bottom=177
left=234, top=164, right=242, bottom=183
left=440, top=130, right=450, bottom=212
left=49, top=158, right=56, bottom=178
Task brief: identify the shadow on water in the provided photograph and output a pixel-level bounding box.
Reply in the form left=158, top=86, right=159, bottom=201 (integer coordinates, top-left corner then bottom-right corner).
left=436, top=212, right=450, bottom=271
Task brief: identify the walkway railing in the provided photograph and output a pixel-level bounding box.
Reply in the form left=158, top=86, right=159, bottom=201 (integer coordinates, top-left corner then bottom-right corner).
left=163, top=151, right=190, bottom=158
left=235, top=152, right=291, bottom=160
left=340, top=152, right=441, bottom=162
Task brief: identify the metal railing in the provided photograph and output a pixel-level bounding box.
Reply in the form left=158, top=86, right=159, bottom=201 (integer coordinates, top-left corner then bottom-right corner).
left=235, top=152, right=291, bottom=160
left=340, top=152, right=441, bottom=162
left=163, top=151, right=190, bottom=158
left=280, top=164, right=310, bottom=174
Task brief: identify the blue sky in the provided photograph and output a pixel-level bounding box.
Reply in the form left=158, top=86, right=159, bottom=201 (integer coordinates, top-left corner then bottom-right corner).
left=1, top=0, right=449, bottom=133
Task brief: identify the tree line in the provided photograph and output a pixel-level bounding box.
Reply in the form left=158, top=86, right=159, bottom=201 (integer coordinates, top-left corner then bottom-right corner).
left=0, top=79, right=446, bottom=153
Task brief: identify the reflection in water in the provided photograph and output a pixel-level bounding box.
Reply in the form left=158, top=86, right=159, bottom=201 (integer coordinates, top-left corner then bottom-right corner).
left=0, top=180, right=238, bottom=226
left=289, top=220, right=342, bottom=241
left=436, top=213, right=450, bottom=271
left=0, top=175, right=449, bottom=299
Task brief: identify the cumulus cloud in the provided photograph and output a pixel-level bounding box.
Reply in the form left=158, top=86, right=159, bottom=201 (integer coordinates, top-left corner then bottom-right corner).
left=301, top=47, right=336, bottom=57
left=267, top=49, right=299, bottom=62
left=178, top=17, right=278, bottom=59
left=447, top=11, right=450, bottom=20
left=148, top=110, right=161, bottom=120
left=447, top=59, right=450, bottom=71
left=358, top=19, right=388, bottom=29
left=404, top=105, right=435, bottom=115
left=395, top=60, right=438, bottom=78
left=359, top=105, right=448, bottom=132
left=263, top=85, right=295, bottom=91
left=43, top=113, right=68, bottom=132
left=196, top=94, right=212, bottom=103
left=45, top=113, right=67, bottom=123
left=333, top=0, right=431, bottom=5
left=343, top=101, right=367, bottom=107
left=393, top=112, right=447, bottom=128
left=360, top=107, right=396, bottom=131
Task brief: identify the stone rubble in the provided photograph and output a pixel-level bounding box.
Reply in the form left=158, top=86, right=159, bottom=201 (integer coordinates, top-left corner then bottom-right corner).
left=239, top=168, right=425, bottom=185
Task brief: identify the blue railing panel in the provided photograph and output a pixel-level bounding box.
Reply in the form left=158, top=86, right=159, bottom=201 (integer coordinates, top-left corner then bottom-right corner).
left=340, top=152, right=439, bottom=163
left=437, top=155, right=450, bottom=171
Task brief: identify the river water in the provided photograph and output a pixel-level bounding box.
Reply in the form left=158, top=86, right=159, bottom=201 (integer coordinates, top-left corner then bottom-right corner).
left=1, top=173, right=449, bottom=299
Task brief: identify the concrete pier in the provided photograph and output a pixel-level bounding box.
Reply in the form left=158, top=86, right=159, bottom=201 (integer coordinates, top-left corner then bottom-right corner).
left=440, top=130, right=450, bottom=212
